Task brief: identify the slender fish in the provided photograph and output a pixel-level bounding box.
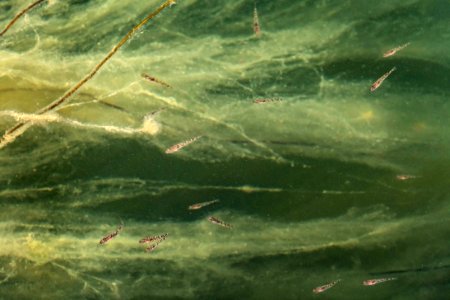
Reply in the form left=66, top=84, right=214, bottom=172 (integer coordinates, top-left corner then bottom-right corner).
left=312, top=280, right=341, bottom=294
left=99, top=222, right=123, bottom=245
left=363, top=277, right=397, bottom=286
left=146, top=243, right=161, bottom=252
left=370, top=67, right=396, bottom=92
left=141, top=73, right=171, bottom=88
left=140, top=233, right=168, bottom=253
left=395, top=174, right=417, bottom=181
left=188, top=199, right=220, bottom=210
left=253, top=2, right=261, bottom=37
left=253, top=98, right=282, bottom=104
left=383, top=42, right=410, bottom=58
left=207, top=216, right=233, bottom=229
left=139, top=233, right=168, bottom=244
left=165, top=136, right=202, bottom=154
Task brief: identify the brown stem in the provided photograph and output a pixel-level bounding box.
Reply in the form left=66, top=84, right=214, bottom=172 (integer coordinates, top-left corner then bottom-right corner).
left=0, top=0, right=46, bottom=37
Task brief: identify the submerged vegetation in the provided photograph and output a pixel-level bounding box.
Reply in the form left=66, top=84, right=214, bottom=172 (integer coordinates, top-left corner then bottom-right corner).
left=0, top=0, right=176, bottom=149
left=0, top=0, right=449, bottom=299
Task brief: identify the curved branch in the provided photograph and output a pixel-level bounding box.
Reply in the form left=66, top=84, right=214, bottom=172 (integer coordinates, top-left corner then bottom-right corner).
left=0, top=0, right=46, bottom=37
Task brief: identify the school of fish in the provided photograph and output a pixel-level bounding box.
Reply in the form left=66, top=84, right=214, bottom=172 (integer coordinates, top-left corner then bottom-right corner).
left=1, top=0, right=419, bottom=296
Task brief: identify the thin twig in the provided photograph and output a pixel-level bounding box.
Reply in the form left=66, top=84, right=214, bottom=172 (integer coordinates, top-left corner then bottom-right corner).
left=0, top=0, right=46, bottom=37
left=142, top=73, right=171, bottom=88
left=0, top=0, right=177, bottom=149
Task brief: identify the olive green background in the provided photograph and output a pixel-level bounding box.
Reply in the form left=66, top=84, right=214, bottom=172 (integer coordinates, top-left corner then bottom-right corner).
left=0, top=0, right=449, bottom=299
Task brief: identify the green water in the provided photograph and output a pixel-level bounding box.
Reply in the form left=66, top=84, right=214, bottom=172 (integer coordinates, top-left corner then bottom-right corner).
left=0, top=0, right=449, bottom=299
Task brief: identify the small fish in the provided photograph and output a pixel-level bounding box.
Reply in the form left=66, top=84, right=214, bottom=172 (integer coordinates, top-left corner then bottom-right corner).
left=139, top=233, right=168, bottom=244
left=370, top=67, right=396, bottom=92
left=99, top=222, right=123, bottom=245
left=188, top=199, right=220, bottom=210
left=253, top=98, right=282, bottom=104
left=207, top=216, right=233, bottom=229
left=253, top=3, right=261, bottom=37
left=383, top=42, right=410, bottom=58
left=146, top=242, right=161, bottom=252
left=141, top=234, right=168, bottom=253
left=363, top=277, right=397, bottom=286
left=141, top=73, right=171, bottom=88
left=395, top=174, right=417, bottom=181
left=165, top=136, right=202, bottom=154
left=312, top=280, right=340, bottom=294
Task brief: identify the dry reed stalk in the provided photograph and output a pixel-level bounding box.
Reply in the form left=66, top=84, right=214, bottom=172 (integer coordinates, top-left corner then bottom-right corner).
left=0, top=0, right=46, bottom=37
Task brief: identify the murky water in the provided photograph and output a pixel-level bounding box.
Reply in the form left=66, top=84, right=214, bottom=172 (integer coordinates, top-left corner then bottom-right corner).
left=0, top=0, right=449, bottom=299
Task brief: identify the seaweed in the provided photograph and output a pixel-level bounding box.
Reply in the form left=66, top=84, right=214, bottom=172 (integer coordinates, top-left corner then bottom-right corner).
left=0, top=0, right=177, bottom=149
